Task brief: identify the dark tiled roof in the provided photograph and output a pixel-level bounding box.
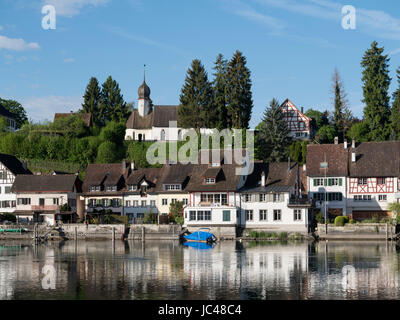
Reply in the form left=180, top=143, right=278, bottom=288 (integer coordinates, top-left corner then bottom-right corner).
left=83, top=163, right=127, bottom=191
left=204, top=167, right=221, bottom=178
left=0, top=154, right=31, bottom=175
left=306, top=144, right=349, bottom=177
left=125, top=110, right=154, bottom=130
left=0, top=105, right=16, bottom=119
left=125, top=105, right=178, bottom=130
left=12, top=174, right=81, bottom=193
left=126, top=168, right=162, bottom=188
left=154, top=163, right=194, bottom=193
left=240, top=161, right=297, bottom=193
left=349, top=141, right=400, bottom=177
left=54, top=113, right=92, bottom=127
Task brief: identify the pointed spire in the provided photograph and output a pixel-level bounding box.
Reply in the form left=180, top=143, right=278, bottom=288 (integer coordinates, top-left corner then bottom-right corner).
left=144, top=64, right=146, bottom=83
left=138, top=64, right=150, bottom=99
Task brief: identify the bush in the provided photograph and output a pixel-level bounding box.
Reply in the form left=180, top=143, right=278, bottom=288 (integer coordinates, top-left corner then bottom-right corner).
left=349, top=218, right=355, bottom=224
left=278, top=232, right=288, bottom=240
left=0, top=213, right=16, bottom=223
left=315, top=212, right=324, bottom=224
left=334, top=216, right=349, bottom=226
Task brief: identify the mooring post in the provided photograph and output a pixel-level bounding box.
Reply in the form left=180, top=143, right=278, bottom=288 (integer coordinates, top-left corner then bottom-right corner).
left=142, top=226, right=145, bottom=242
left=75, top=227, right=77, bottom=241
left=112, top=227, right=115, bottom=242
left=386, top=223, right=388, bottom=240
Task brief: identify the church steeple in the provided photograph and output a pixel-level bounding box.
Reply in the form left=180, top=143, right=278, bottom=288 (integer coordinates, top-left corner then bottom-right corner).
left=138, top=64, right=151, bottom=116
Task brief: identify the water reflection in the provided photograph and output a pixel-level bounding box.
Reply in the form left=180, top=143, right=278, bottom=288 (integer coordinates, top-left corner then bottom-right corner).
left=0, top=240, right=399, bottom=300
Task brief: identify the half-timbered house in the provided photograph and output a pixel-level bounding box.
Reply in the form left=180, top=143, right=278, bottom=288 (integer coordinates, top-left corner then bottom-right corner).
left=280, top=99, right=312, bottom=140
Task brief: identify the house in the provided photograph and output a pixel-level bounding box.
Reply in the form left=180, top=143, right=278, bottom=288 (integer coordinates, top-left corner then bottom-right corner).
left=155, top=162, right=193, bottom=218
left=12, top=174, right=82, bottom=225
left=0, top=154, right=31, bottom=214
left=183, top=150, right=247, bottom=237
left=306, top=140, right=349, bottom=219
left=239, top=161, right=312, bottom=234
left=347, top=141, right=400, bottom=221
left=54, top=112, right=92, bottom=127
left=125, top=78, right=214, bottom=142
left=0, top=104, right=17, bottom=132
left=280, top=99, right=312, bottom=140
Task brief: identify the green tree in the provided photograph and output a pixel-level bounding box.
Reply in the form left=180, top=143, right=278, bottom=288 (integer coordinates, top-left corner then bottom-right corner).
left=305, top=109, right=329, bottom=132
left=212, top=54, right=228, bottom=129
left=225, top=51, right=253, bottom=128
left=178, top=59, right=214, bottom=131
left=332, top=69, right=352, bottom=141
left=257, top=98, right=290, bottom=162
left=347, top=121, right=369, bottom=142
left=96, top=141, right=118, bottom=163
left=168, top=201, right=184, bottom=225
left=391, top=67, right=400, bottom=139
left=0, top=99, right=28, bottom=129
left=361, top=41, right=391, bottom=141
left=81, top=77, right=101, bottom=126
left=316, top=125, right=336, bottom=144
left=99, top=76, right=128, bottom=125
left=100, top=121, right=126, bottom=144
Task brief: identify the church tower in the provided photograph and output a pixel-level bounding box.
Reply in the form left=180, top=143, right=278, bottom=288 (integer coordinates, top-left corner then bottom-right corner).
left=138, top=66, right=151, bottom=117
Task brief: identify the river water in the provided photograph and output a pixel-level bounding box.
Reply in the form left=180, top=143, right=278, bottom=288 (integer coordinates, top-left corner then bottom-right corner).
left=0, top=240, right=399, bottom=300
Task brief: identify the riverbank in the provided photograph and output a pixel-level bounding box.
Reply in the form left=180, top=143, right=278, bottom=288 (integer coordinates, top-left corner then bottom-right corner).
left=316, top=223, right=399, bottom=240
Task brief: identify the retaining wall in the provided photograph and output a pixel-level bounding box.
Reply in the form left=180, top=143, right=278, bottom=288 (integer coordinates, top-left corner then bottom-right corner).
left=317, top=223, right=396, bottom=240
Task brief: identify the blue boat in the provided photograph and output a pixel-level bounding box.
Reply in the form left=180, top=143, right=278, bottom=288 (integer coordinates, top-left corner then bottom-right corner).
left=183, top=228, right=217, bottom=243
left=183, top=242, right=215, bottom=250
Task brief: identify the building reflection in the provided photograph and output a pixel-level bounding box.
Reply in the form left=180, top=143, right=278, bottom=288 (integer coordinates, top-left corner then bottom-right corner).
left=0, top=240, right=400, bottom=299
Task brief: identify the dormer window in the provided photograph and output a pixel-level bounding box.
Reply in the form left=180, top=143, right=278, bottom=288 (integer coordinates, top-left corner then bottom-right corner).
left=128, top=185, right=137, bottom=191
left=205, top=178, right=216, bottom=184
left=90, top=186, right=101, bottom=192
left=106, top=185, right=117, bottom=192
left=164, top=184, right=181, bottom=191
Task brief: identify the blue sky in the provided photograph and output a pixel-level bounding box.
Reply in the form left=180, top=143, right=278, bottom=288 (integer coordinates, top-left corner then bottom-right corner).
left=1, top=0, right=400, bottom=128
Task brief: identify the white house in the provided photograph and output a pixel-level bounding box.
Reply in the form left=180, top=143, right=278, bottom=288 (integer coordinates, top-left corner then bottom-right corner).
left=280, top=99, right=312, bottom=140
left=239, top=161, right=312, bottom=234
left=0, top=154, right=31, bottom=214
left=0, top=105, right=16, bottom=132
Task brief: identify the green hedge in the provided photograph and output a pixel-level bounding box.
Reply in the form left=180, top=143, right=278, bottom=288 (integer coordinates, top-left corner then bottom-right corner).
left=334, top=216, right=349, bottom=226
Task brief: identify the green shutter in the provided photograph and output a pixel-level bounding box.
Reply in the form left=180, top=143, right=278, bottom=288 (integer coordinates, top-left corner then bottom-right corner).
left=339, top=193, right=342, bottom=201
left=324, top=179, right=327, bottom=186
left=339, top=178, right=342, bottom=186
left=328, top=179, right=331, bottom=186
left=223, top=210, right=230, bottom=222
left=313, top=179, right=317, bottom=187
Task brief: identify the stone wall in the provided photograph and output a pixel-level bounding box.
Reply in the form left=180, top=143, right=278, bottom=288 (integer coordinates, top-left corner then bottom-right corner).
left=61, top=224, right=126, bottom=240
left=317, top=223, right=396, bottom=240
left=243, top=224, right=309, bottom=235
left=129, top=224, right=181, bottom=240
left=186, top=225, right=236, bottom=240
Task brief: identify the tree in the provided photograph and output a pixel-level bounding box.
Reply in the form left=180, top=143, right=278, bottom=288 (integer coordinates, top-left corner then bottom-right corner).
left=0, top=99, right=28, bottom=129
left=347, top=121, right=369, bottom=142
left=225, top=50, right=253, bottom=128
left=99, top=121, right=126, bottom=144
left=212, top=54, right=228, bottom=129
left=178, top=59, right=214, bottom=131
left=332, top=69, right=352, bottom=141
left=391, top=67, right=400, bottom=139
left=168, top=200, right=184, bottom=225
left=96, top=141, right=118, bottom=163
left=305, top=109, right=329, bottom=132
left=257, top=98, right=290, bottom=162
left=99, top=76, right=128, bottom=125
left=361, top=41, right=391, bottom=141
left=316, top=125, right=336, bottom=144
left=81, top=77, right=101, bottom=126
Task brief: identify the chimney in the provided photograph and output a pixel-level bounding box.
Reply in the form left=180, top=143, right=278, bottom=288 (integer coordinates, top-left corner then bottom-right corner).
left=288, top=156, right=291, bottom=171
left=352, top=139, right=356, bottom=149
left=301, top=107, right=304, bottom=114
left=131, top=161, right=135, bottom=171
left=334, top=136, right=339, bottom=145
left=344, top=140, right=347, bottom=149
left=122, top=159, right=126, bottom=172
left=261, top=171, right=266, bottom=187
left=303, top=164, right=306, bottom=172
left=352, top=152, right=356, bottom=163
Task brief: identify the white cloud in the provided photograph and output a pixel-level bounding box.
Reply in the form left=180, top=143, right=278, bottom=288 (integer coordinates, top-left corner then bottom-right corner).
left=21, top=96, right=83, bottom=122
left=63, top=57, right=75, bottom=63
left=43, top=0, right=110, bottom=17
left=0, top=26, right=3, bottom=31
left=0, top=35, right=40, bottom=51
left=389, top=48, right=400, bottom=56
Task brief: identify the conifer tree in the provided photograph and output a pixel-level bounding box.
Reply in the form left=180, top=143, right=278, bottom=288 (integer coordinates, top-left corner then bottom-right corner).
left=81, top=77, right=101, bottom=126
left=391, top=68, right=400, bottom=139
left=361, top=41, right=391, bottom=141
left=178, top=59, right=214, bottom=131
left=99, top=76, right=127, bottom=125
left=212, top=54, right=228, bottom=129
left=332, top=68, right=352, bottom=141
left=225, top=51, right=253, bottom=128
left=257, top=98, right=290, bottom=162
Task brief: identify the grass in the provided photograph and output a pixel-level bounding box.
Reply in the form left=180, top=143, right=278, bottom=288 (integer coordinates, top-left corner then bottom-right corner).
left=246, top=231, right=303, bottom=241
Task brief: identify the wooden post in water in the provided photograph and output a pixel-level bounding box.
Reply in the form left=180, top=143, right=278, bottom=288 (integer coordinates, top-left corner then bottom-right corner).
left=112, top=227, right=115, bottom=242
left=75, top=227, right=77, bottom=241
left=386, top=223, right=388, bottom=240
left=142, top=226, right=145, bottom=242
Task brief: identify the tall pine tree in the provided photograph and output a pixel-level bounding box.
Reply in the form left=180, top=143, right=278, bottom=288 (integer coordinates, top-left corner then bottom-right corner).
left=99, top=76, right=127, bottom=125
left=391, top=68, right=400, bottom=139
left=332, top=68, right=352, bottom=141
left=178, top=59, right=214, bottom=131
left=257, top=98, right=291, bottom=162
left=225, top=51, right=253, bottom=129
left=212, top=54, right=228, bottom=130
left=81, top=77, right=101, bottom=126
left=361, top=41, right=391, bottom=141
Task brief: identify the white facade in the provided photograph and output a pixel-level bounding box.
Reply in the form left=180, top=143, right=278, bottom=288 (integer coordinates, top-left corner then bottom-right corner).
left=0, top=162, right=16, bottom=213
left=124, top=193, right=158, bottom=223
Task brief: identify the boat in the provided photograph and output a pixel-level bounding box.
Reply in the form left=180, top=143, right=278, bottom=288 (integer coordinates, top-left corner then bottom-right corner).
left=183, top=241, right=215, bottom=250
left=0, top=228, right=27, bottom=233
left=183, top=228, right=217, bottom=243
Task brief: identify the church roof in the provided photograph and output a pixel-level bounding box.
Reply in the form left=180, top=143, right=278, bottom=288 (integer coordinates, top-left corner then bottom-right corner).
left=138, top=80, right=151, bottom=99
left=126, top=105, right=178, bottom=129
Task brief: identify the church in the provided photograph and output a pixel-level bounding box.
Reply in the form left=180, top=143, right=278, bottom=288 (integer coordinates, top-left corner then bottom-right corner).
left=124, top=78, right=214, bottom=142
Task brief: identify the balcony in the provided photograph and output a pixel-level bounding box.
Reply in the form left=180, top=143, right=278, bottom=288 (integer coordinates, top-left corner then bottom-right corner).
left=31, top=205, right=60, bottom=212
left=288, top=197, right=314, bottom=208
left=196, top=201, right=234, bottom=207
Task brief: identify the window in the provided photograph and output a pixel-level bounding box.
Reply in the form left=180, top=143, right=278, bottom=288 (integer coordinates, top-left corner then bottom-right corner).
left=246, top=210, right=253, bottom=221
left=244, top=194, right=251, bottom=202
left=39, top=198, right=45, bottom=206
left=164, top=184, right=181, bottom=191
left=205, top=178, right=216, bottom=184
left=314, top=178, right=324, bottom=186
left=354, top=195, right=372, bottom=201
left=91, top=186, right=101, bottom=192
left=128, top=185, right=137, bottom=191
left=273, top=194, right=282, bottom=202
left=294, top=210, right=302, bottom=221
left=358, top=178, right=368, bottom=185
left=189, top=211, right=196, bottom=221
left=183, top=198, right=188, bottom=205
left=103, top=199, right=109, bottom=207
left=133, top=200, right=139, bottom=207
left=141, top=200, right=147, bottom=207
left=204, top=211, right=211, bottom=221
left=378, top=195, right=387, bottom=202
left=4, top=186, right=11, bottom=194
left=162, top=199, right=168, bottom=206
left=171, top=199, right=177, bottom=204
left=150, top=200, right=156, bottom=207
left=377, top=178, right=386, bottom=185
left=259, top=210, right=267, bottom=221
left=273, top=210, right=281, bottom=221
left=17, top=198, right=31, bottom=205
left=125, top=200, right=131, bottom=207
left=259, top=194, right=266, bottom=202
left=223, top=210, right=231, bottom=222
left=53, top=198, right=59, bottom=205
left=221, top=194, right=227, bottom=205
left=197, top=211, right=204, bottom=221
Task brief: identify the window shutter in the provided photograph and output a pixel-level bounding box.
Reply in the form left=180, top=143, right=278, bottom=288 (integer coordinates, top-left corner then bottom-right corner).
left=313, top=179, right=317, bottom=187
left=339, top=178, right=342, bottom=186
left=324, top=179, right=327, bottom=186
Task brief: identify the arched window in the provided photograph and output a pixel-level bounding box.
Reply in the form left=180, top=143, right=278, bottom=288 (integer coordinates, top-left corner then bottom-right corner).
left=138, top=134, right=142, bottom=142
left=160, top=129, right=166, bottom=141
